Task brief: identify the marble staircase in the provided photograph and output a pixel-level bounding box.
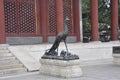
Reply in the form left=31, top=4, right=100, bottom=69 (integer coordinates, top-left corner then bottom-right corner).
left=0, top=45, right=27, bottom=77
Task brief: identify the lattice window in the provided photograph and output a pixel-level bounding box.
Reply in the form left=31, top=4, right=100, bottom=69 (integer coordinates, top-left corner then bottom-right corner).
left=4, top=0, right=17, bottom=33
left=4, top=0, right=36, bottom=34
left=18, top=0, right=36, bottom=33
left=48, top=0, right=57, bottom=34
left=63, top=0, right=74, bottom=33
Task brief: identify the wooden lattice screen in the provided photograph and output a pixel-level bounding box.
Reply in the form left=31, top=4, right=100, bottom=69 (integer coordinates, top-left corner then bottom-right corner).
left=4, top=0, right=36, bottom=36
left=4, top=0, right=17, bottom=33
left=48, top=0, right=57, bottom=35
left=63, top=0, right=74, bottom=34
left=18, top=0, right=36, bottom=33
left=48, top=0, right=74, bottom=35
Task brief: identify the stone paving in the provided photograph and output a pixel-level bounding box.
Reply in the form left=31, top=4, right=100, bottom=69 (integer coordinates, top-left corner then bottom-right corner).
left=0, top=64, right=120, bottom=80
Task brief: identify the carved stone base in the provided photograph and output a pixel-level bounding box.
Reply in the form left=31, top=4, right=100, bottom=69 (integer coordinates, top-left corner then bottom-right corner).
left=113, top=54, right=120, bottom=65
left=39, top=59, right=82, bottom=78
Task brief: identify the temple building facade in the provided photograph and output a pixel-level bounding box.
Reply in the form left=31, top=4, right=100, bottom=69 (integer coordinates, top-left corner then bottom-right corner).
left=0, top=0, right=119, bottom=44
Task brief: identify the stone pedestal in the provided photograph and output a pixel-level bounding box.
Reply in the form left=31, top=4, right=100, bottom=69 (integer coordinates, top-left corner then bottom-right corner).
left=113, top=46, right=120, bottom=65
left=39, top=59, right=82, bottom=78
left=113, top=54, right=120, bottom=65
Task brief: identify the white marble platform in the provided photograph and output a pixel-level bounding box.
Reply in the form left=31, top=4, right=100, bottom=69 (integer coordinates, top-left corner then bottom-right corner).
left=8, top=41, right=120, bottom=71
left=40, top=59, right=82, bottom=78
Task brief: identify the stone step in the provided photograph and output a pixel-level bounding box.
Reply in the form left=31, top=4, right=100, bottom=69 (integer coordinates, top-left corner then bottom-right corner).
left=0, top=68, right=27, bottom=77
left=0, top=44, right=9, bottom=50
left=0, top=50, right=10, bottom=53
left=0, top=47, right=8, bottom=50
left=0, top=45, right=27, bottom=76
left=0, top=60, right=20, bottom=65
left=0, top=56, right=16, bottom=61
left=0, top=64, right=24, bottom=70
left=0, top=53, right=13, bottom=57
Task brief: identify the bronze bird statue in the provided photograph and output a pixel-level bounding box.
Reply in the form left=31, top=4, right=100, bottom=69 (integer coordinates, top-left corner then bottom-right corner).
left=46, top=17, right=70, bottom=56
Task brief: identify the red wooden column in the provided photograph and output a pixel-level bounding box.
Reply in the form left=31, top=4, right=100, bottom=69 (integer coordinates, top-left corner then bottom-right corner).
left=90, top=0, right=99, bottom=41
left=111, top=0, right=118, bottom=40
left=73, top=0, right=80, bottom=41
left=0, top=0, right=6, bottom=44
left=56, top=0, right=64, bottom=33
left=40, top=0, right=48, bottom=42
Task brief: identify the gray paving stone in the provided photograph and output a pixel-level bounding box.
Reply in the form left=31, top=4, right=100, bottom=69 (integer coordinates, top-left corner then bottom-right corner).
left=1, top=64, right=120, bottom=80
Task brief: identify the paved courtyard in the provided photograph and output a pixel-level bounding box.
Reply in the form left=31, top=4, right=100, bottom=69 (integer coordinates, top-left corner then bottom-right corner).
left=0, top=64, right=120, bottom=80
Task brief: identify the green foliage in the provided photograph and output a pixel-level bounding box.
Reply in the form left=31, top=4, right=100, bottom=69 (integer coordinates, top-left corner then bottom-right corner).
left=82, top=0, right=111, bottom=33
left=82, top=0, right=91, bottom=33
left=119, top=4, right=120, bottom=15
left=98, top=0, right=111, bottom=24
left=119, top=3, right=120, bottom=27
